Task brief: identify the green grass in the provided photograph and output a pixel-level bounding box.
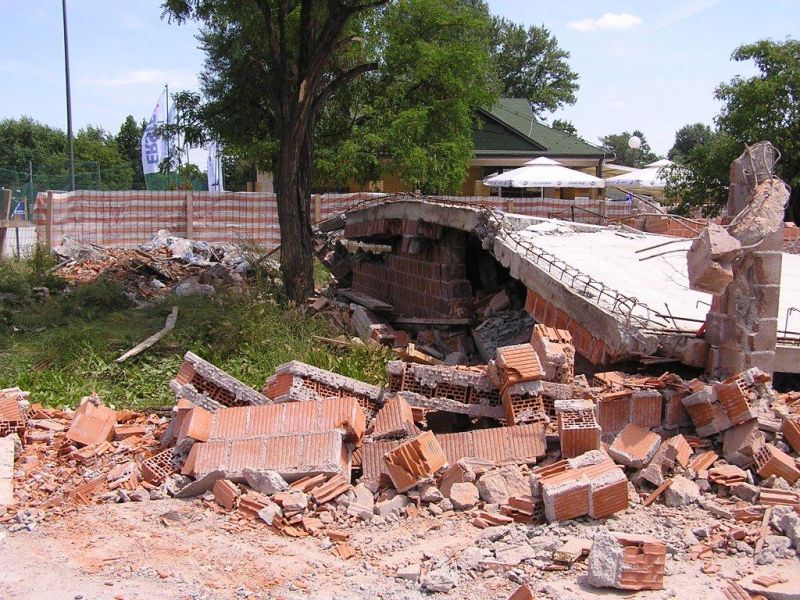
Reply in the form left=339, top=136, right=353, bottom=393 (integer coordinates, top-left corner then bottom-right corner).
left=0, top=269, right=391, bottom=411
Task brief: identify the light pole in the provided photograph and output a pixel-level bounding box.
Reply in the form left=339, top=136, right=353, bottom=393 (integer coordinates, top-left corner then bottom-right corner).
left=62, top=0, right=75, bottom=191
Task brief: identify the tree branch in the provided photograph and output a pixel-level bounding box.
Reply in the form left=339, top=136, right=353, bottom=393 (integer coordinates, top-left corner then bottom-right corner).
left=311, top=62, right=379, bottom=116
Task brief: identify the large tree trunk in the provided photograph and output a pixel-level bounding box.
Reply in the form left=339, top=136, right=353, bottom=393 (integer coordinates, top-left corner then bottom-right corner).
left=274, top=114, right=316, bottom=304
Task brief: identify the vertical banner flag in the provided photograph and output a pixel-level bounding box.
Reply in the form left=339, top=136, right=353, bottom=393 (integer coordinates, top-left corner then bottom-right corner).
left=207, top=141, right=224, bottom=192
left=141, top=90, right=167, bottom=189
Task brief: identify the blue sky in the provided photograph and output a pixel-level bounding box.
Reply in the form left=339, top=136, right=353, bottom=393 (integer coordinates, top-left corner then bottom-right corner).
left=1, top=0, right=798, bottom=160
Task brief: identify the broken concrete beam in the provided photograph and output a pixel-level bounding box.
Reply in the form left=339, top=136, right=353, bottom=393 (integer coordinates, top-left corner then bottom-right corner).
left=203, top=397, right=366, bottom=444
left=372, top=394, right=419, bottom=440
left=587, top=533, right=665, bottom=591
left=170, top=351, right=271, bottom=411
left=395, top=390, right=504, bottom=420
left=555, top=400, right=601, bottom=459
left=383, top=431, right=448, bottom=492
left=66, top=393, right=117, bottom=447
left=722, top=419, right=765, bottom=468
left=754, top=444, right=800, bottom=484
left=184, top=430, right=351, bottom=482
left=782, top=415, right=800, bottom=453
left=530, top=324, right=575, bottom=383
left=213, top=479, right=239, bottom=510
left=687, top=223, right=740, bottom=295
left=608, top=423, right=661, bottom=469
left=495, top=343, right=545, bottom=386
left=0, top=436, right=14, bottom=506
left=263, top=360, right=381, bottom=418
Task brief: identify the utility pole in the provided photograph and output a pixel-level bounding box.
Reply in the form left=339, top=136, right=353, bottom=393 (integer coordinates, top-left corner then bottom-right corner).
left=62, top=0, right=75, bottom=191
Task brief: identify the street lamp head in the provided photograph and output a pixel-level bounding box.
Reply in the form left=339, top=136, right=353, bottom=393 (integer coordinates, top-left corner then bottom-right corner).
left=627, top=135, right=642, bottom=150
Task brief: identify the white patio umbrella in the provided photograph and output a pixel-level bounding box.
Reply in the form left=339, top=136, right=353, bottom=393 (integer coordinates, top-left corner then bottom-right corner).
left=482, top=157, right=606, bottom=189
left=605, top=159, right=673, bottom=189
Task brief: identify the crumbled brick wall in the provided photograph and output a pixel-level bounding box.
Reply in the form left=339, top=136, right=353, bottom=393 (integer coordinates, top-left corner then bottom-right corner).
left=349, top=223, right=473, bottom=318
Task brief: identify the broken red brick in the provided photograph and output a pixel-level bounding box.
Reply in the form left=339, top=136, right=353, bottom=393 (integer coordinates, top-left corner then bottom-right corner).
left=608, top=423, right=661, bottom=469
left=213, top=479, right=239, bottom=510
left=176, top=406, right=213, bottom=445
left=66, top=394, right=117, bottom=447
left=587, top=533, right=666, bottom=591
left=372, top=394, right=419, bottom=440
left=781, top=415, right=800, bottom=453
left=141, top=447, right=183, bottom=485
left=495, top=343, right=545, bottom=386
left=171, top=351, right=271, bottom=411
left=530, top=325, right=575, bottom=383
left=555, top=400, right=601, bottom=459
left=310, top=474, right=352, bottom=504
left=754, top=444, right=800, bottom=484
left=383, top=431, right=448, bottom=492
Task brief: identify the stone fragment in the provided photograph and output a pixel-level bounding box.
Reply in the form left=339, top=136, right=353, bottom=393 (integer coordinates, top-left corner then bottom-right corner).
left=476, top=471, right=510, bottom=505
left=280, top=491, right=308, bottom=513
left=421, top=567, right=459, bottom=592
left=587, top=533, right=665, bottom=591
left=374, top=494, right=409, bottom=517
left=448, top=482, right=479, bottom=510
left=242, top=469, right=288, bottom=496
left=418, top=483, right=443, bottom=503
left=395, top=564, right=421, bottom=582
left=663, top=475, right=700, bottom=507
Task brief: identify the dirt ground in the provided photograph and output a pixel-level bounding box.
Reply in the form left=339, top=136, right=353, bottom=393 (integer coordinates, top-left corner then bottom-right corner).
left=3, top=496, right=797, bottom=600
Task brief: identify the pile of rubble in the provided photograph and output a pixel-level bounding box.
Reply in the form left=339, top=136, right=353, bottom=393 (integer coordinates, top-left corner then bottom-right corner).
left=3, top=320, right=800, bottom=596
left=49, top=230, right=266, bottom=301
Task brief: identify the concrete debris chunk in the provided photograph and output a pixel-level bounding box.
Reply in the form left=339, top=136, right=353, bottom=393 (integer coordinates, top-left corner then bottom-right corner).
left=687, top=223, right=740, bottom=295
left=0, top=436, right=15, bottom=506
left=663, top=475, right=700, bottom=507
left=242, top=468, right=288, bottom=496
left=586, top=533, right=666, bottom=591
left=448, top=481, right=479, bottom=510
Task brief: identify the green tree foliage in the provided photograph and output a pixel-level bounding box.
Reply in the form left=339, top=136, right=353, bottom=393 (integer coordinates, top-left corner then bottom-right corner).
left=551, top=118, right=580, bottom=138
left=116, top=116, right=146, bottom=189
left=665, top=39, right=799, bottom=217
left=663, top=130, right=741, bottom=216
left=668, top=122, right=714, bottom=162
left=72, top=126, right=134, bottom=190
left=490, top=18, right=578, bottom=116
left=599, top=130, right=660, bottom=168
left=0, top=117, right=65, bottom=170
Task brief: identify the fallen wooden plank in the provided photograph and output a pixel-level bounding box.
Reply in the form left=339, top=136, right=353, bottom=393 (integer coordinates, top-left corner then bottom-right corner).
left=336, top=288, right=393, bottom=313
left=643, top=478, right=673, bottom=507
left=115, top=306, right=179, bottom=363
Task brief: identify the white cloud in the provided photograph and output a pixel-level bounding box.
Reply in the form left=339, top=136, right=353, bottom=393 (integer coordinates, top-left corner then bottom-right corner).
left=568, top=13, right=642, bottom=32
left=83, top=69, right=198, bottom=88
